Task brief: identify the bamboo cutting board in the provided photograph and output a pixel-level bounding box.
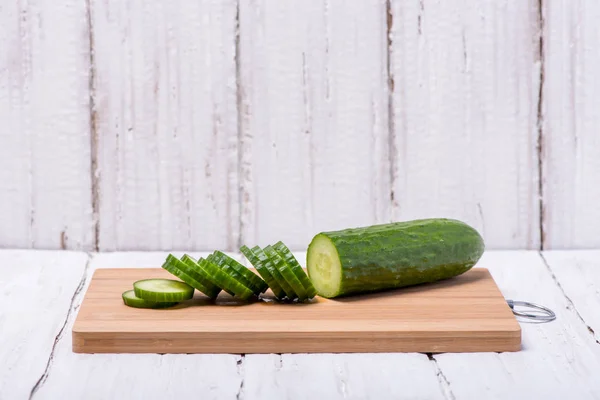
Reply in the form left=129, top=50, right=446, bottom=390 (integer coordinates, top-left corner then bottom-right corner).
left=72, top=267, right=521, bottom=354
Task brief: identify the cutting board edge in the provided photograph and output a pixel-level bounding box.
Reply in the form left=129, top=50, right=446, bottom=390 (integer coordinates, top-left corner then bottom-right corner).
left=72, top=329, right=522, bottom=354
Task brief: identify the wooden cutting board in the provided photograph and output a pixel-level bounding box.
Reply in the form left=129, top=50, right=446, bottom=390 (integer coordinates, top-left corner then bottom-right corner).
left=72, top=267, right=521, bottom=354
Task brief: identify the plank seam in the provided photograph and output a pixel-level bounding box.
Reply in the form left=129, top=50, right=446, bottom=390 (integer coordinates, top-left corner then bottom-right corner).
left=539, top=252, right=600, bottom=345
left=86, top=0, right=99, bottom=251
left=235, top=0, right=245, bottom=251
left=427, top=354, right=456, bottom=400
left=537, top=0, right=546, bottom=251
left=28, top=253, right=92, bottom=399
left=236, top=354, right=245, bottom=400
left=386, top=0, right=397, bottom=213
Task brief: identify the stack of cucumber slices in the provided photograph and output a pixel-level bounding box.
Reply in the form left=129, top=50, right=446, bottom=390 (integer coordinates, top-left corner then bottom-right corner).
left=121, top=241, right=317, bottom=309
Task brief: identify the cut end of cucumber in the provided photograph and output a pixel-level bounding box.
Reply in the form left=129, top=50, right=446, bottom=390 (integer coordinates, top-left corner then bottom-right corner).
left=306, top=234, right=342, bottom=298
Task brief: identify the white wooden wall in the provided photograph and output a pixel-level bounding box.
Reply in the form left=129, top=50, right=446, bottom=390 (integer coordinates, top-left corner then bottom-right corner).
left=0, top=0, right=598, bottom=251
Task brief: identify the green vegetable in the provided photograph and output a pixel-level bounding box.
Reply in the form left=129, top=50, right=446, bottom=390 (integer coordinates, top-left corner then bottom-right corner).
left=162, top=255, right=221, bottom=299
left=180, top=254, right=222, bottom=298
left=240, top=245, right=285, bottom=299
left=273, top=241, right=317, bottom=299
left=122, top=290, right=179, bottom=309
left=252, top=245, right=296, bottom=300
left=306, top=218, right=485, bottom=298
left=210, top=250, right=268, bottom=294
left=198, top=257, right=255, bottom=300
left=264, top=245, right=306, bottom=301
left=132, top=279, right=195, bottom=302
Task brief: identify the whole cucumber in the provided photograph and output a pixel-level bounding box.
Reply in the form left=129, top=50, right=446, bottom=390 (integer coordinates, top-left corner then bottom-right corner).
left=306, top=218, right=485, bottom=298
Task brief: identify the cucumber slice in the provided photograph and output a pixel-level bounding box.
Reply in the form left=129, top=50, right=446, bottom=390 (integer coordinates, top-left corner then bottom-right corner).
left=179, top=254, right=222, bottom=298
left=264, top=245, right=306, bottom=301
left=162, top=255, right=221, bottom=299
left=251, top=245, right=295, bottom=299
left=203, top=254, right=236, bottom=297
left=198, top=257, right=255, bottom=300
left=240, top=245, right=285, bottom=299
left=273, top=241, right=317, bottom=299
left=206, top=253, right=252, bottom=295
left=211, top=250, right=268, bottom=294
left=122, top=290, right=179, bottom=309
left=133, top=279, right=194, bottom=302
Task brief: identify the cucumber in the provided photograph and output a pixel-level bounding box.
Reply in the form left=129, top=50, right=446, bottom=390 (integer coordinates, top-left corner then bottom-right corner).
left=273, top=241, right=317, bottom=299
left=198, top=257, right=255, bottom=300
left=264, top=245, right=306, bottom=301
left=306, top=218, right=485, bottom=298
left=252, top=245, right=296, bottom=300
left=122, top=290, right=179, bottom=309
left=205, top=254, right=241, bottom=297
left=180, top=254, right=222, bottom=298
left=133, top=279, right=195, bottom=302
left=210, top=250, right=268, bottom=294
left=240, top=245, right=285, bottom=299
left=206, top=253, right=253, bottom=295
left=162, top=254, right=221, bottom=299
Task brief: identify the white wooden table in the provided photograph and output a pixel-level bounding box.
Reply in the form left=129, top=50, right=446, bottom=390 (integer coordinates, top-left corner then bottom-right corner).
left=2, top=250, right=599, bottom=400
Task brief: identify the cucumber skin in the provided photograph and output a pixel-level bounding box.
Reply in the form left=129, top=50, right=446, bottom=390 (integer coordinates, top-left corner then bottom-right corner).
left=211, top=250, right=268, bottom=294
left=273, top=241, right=317, bottom=299
left=240, top=245, right=285, bottom=299
left=307, top=218, right=485, bottom=298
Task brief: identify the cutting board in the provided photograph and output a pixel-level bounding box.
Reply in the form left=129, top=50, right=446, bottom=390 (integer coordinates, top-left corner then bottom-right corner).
left=72, top=267, right=521, bottom=354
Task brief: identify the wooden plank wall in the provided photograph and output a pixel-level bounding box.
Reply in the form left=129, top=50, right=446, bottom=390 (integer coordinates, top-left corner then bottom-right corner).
left=0, top=0, right=597, bottom=251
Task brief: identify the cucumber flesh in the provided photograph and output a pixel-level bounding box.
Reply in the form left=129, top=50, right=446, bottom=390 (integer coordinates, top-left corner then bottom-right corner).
left=305, top=234, right=343, bottom=298
left=252, top=245, right=296, bottom=300
left=198, top=257, right=255, bottom=300
left=162, top=255, right=220, bottom=299
left=264, top=245, right=306, bottom=301
left=306, top=218, right=485, bottom=298
left=273, top=241, right=317, bottom=299
left=210, top=251, right=268, bottom=294
left=180, top=254, right=222, bottom=298
left=133, top=279, right=195, bottom=302
left=240, top=245, right=285, bottom=299
left=122, top=290, right=179, bottom=309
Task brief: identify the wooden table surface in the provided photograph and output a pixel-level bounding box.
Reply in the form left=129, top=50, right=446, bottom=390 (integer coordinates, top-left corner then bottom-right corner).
left=2, top=249, right=599, bottom=400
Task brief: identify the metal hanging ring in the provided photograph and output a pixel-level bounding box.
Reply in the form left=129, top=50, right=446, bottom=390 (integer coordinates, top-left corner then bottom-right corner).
left=507, top=299, right=556, bottom=322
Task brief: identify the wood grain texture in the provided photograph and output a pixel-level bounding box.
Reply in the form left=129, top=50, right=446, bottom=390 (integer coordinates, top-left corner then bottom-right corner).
left=541, top=1, right=600, bottom=249
left=73, top=267, right=520, bottom=354
left=0, top=0, right=93, bottom=250
left=433, top=251, right=600, bottom=400
left=238, top=0, right=391, bottom=249
left=0, top=250, right=88, bottom=399
left=35, top=252, right=243, bottom=400
left=90, top=0, right=239, bottom=251
left=542, top=250, right=600, bottom=343
left=389, top=0, right=541, bottom=249
left=241, top=353, right=445, bottom=400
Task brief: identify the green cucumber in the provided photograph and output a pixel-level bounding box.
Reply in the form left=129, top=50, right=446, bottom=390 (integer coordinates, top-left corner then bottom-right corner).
left=206, top=253, right=252, bottom=295
left=198, top=257, right=255, bottom=300
left=133, top=279, right=195, bottom=302
left=162, top=255, right=221, bottom=299
left=306, top=218, right=485, bottom=298
left=240, top=245, right=285, bottom=299
left=273, top=241, right=317, bottom=299
left=251, top=245, right=296, bottom=300
left=210, top=250, right=268, bottom=294
left=264, top=245, right=306, bottom=301
left=180, top=254, right=222, bottom=298
left=122, top=290, right=179, bottom=309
